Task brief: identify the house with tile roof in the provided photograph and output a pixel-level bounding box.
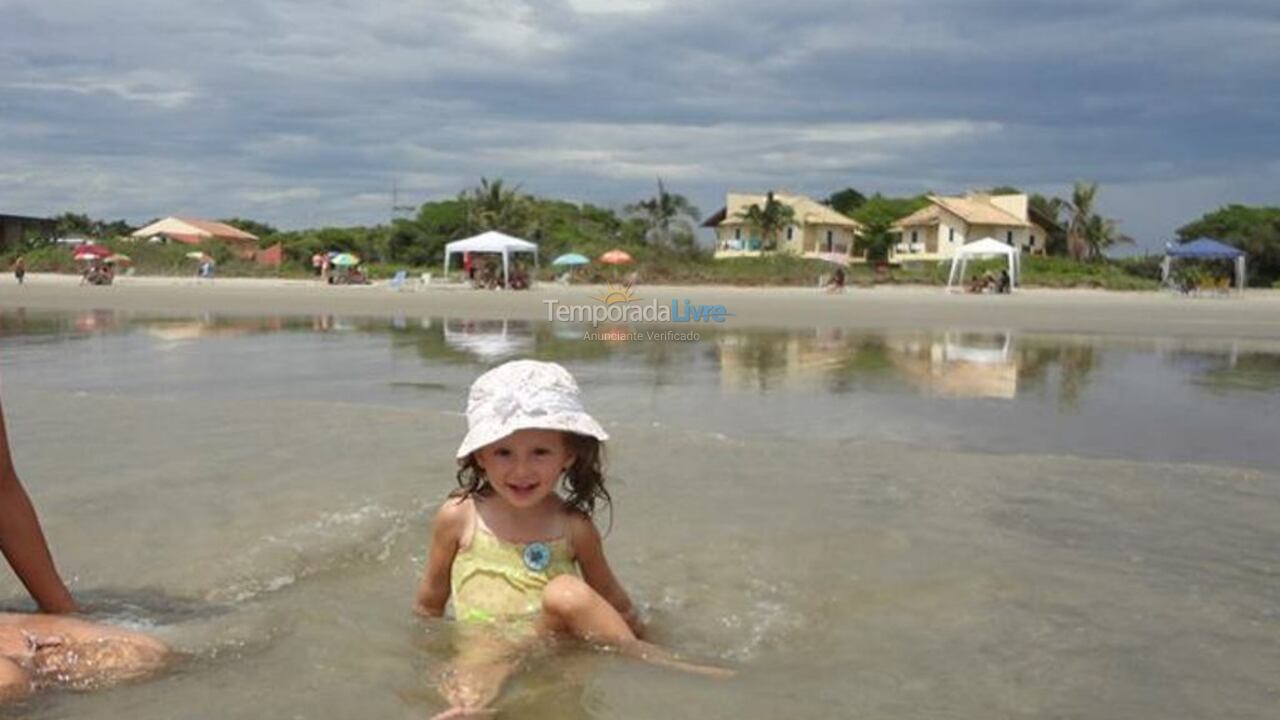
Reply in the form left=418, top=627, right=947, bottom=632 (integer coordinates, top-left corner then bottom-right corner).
left=130, top=216, right=283, bottom=266
left=130, top=216, right=264, bottom=261
left=891, top=193, right=1049, bottom=261
left=702, top=191, right=863, bottom=261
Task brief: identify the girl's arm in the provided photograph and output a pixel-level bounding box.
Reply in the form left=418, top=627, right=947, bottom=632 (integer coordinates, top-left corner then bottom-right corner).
left=0, top=396, right=78, bottom=614
left=414, top=499, right=467, bottom=617
left=569, top=513, right=643, bottom=637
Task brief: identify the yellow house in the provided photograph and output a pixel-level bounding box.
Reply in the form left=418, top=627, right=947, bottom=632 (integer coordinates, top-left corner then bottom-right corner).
left=702, top=191, right=863, bottom=261
left=892, top=193, right=1049, bottom=261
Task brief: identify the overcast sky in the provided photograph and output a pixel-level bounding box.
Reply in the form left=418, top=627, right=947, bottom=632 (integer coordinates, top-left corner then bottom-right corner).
left=3, top=0, right=1277, bottom=249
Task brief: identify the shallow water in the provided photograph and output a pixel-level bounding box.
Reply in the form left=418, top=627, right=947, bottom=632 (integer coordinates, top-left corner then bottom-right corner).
left=0, top=309, right=1277, bottom=718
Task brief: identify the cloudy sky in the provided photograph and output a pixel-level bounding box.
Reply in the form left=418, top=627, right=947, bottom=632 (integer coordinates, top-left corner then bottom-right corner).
left=3, top=0, right=1277, bottom=249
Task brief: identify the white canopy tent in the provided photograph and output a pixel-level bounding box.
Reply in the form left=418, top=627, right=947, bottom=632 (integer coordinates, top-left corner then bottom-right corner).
left=946, top=237, right=1021, bottom=293
left=443, top=231, right=539, bottom=288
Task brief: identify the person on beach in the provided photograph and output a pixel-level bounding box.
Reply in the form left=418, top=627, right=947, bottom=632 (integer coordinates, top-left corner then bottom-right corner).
left=414, top=360, right=730, bottom=718
left=825, top=267, right=846, bottom=293
left=11, top=258, right=24, bottom=286
left=0, top=394, right=169, bottom=701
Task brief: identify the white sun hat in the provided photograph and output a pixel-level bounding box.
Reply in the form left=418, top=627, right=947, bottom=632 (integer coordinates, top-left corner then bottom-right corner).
left=456, top=360, right=609, bottom=460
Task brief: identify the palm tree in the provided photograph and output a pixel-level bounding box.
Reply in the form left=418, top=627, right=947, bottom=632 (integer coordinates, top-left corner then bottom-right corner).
left=1065, top=182, right=1132, bottom=259
left=625, top=179, right=701, bottom=248
left=1065, top=182, right=1097, bottom=260
left=734, top=191, right=796, bottom=251
left=459, top=177, right=530, bottom=235
left=1082, top=214, right=1133, bottom=257
left=1029, top=194, right=1068, bottom=255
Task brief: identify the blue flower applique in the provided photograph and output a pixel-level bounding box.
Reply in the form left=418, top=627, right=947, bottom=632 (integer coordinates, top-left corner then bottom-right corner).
left=523, top=541, right=551, bottom=572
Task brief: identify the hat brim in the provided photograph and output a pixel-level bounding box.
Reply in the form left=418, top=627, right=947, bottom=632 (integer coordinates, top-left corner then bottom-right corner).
left=456, top=412, right=609, bottom=460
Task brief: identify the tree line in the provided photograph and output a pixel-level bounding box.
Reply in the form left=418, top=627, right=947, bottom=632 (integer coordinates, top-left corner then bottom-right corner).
left=22, top=178, right=1280, bottom=283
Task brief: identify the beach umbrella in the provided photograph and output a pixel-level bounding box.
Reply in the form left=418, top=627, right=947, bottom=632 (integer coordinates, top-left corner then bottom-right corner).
left=551, top=253, right=590, bottom=266
left=104, top=253, right=131, bottom=264
left=331, top=253, right=360, bottom=267
left=73, top=244, right=111, bottom=260
left=598, top=249, right=633, bottom=265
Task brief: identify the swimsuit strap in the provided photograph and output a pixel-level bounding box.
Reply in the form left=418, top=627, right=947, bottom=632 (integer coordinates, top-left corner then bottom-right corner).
left=471, top=501, right=569, bottom=550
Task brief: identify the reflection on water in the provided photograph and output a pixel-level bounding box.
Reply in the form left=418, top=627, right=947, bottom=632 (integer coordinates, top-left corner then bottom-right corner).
left=2, top=308, right=1279, bottom=469
left=442, top=317, right=535, bottom=360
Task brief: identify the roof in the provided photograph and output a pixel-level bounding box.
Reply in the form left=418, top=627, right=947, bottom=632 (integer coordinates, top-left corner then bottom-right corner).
left=130, top=216, right=258, bottom=242
left=177, top=217, right=258, bottom=241
left=895, top=194, right=1028, bottom=229
left=444, top=231, right=538, bottom=254
left=954, top=237, right=1018, bottom=257
left=1166, top=238, right=1245, bottom=259
left=706, top=192, right=861, bottom=229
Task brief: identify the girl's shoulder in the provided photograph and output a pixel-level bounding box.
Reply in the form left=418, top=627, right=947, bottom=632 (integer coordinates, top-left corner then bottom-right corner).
left=432, top=496, right=474, bottom=542
left=560, top=505, right=601, bottom=552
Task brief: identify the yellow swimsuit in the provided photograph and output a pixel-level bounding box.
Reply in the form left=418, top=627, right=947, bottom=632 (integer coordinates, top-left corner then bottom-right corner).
left=450, top=502, right=578, bottom=625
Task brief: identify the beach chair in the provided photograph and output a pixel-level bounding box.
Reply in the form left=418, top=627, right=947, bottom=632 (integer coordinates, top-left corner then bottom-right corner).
left=387, top=270, right=408, bottom=291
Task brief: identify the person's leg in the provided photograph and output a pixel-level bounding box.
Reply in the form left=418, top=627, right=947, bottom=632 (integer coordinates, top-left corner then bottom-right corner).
left=432, top=632, right=522, bottom=719
left=536, top=575, right=732, bottom=677
left=0, top=658, right=31, bottom=702
left=0, top=613, right=168, bottom=688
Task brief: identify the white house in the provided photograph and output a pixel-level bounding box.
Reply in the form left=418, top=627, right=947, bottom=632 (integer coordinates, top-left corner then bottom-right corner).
left=892, top=193, right=1049, bottom=261
left=702, top=191, right=863, bottom=261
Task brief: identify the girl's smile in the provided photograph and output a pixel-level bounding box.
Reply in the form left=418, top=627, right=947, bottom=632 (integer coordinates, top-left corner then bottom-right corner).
left=474, top=429, right=575, bottom=510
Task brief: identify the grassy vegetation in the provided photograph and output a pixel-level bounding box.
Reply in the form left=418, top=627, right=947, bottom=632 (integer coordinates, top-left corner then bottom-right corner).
left=1, top=241, right=1169, bottom=291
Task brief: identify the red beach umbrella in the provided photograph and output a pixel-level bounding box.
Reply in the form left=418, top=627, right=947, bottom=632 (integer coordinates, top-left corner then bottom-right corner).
left=72, top=244, right=112, bottom=260
left=599, top=249, right=633, bottom=265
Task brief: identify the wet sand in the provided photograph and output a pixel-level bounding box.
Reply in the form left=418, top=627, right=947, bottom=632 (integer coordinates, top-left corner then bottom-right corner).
left=4, top=273, right=1280, bottom=339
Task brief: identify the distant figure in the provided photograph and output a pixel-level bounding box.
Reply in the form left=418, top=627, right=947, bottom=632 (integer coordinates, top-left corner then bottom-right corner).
left=311, top=252, right=324, bottom=277
left=0, top=395, right=169, bottom=701
left=463, top=252, right=474, bottom=281
left=11, top=258, right=24, bottom=286
left=998, top=269, right=1011, bottom=294
left=321, top=255, right=332, bottom=284
left=199, top=261, right=214, bottom=280
left=509, top=261, right=529, bottom=290
left=825, top=267, right=846, bottom=293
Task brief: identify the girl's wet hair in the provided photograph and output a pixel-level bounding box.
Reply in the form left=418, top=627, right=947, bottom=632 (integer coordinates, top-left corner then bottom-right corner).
left=453, top=431, right=612, bottom=521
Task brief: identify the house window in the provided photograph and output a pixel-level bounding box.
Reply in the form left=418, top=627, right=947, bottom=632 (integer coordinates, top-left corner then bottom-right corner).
left=786, top=227, right=793, bottom=240
left=1006, top=230, right=1014, bottom=244
left=911, top=231, right=918, bottom=243
left=1029, top=235, right=1036, bottom=248
left=949, top=228, right=955, bottom=243
left=734, top=228, right=741, bottom=240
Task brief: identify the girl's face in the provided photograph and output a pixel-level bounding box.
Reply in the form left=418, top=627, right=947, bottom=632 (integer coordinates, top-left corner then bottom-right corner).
left=474, top=429, right=575, bottom=510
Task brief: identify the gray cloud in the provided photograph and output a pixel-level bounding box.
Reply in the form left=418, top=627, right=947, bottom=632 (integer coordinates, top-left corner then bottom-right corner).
left=2, top=0, right=1277, bottom=247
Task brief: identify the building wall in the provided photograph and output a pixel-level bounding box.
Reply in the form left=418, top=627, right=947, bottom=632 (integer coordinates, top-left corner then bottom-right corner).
left=796, top=223, right=856, bottom=254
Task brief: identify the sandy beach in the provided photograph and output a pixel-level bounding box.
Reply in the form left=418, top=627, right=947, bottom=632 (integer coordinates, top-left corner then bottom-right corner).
left=3, top=272, right=1280, bottom=339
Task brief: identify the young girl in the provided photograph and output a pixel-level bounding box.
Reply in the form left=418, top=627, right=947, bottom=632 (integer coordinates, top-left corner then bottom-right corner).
left=414, top=360, right=728, bottom=718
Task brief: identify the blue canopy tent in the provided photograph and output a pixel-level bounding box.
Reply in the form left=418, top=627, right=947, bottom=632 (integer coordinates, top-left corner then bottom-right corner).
left=1162, top=238, right=1247, bottom=292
